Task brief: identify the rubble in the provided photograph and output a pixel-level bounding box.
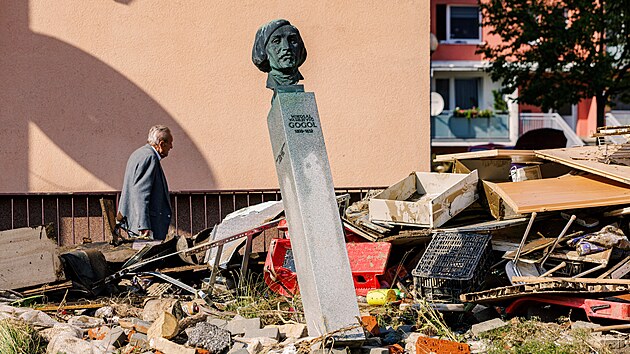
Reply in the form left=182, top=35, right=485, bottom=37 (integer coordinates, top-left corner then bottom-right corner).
left=2, top=143, right=630, bottom=352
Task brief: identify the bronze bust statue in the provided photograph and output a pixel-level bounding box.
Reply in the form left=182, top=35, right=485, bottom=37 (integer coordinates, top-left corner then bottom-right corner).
left=252, top=19, right=307, bottom=89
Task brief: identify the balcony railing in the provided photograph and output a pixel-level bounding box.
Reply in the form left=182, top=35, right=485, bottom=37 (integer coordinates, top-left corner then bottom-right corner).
left=519, top=113, right=584, bottom=147
left=431, top=111, right=511, bottom=145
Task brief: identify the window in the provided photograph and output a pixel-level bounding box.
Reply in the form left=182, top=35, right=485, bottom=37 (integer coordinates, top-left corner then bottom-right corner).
left=436, top=5, right=481, bottom=43
left=433, top=77, right=482, bottom=110
left=455, top=78, right=480, bottom=109
left=435, top=79, right=450, bottom=110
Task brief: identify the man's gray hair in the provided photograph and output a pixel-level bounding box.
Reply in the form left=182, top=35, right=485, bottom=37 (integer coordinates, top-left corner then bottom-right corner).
left=147, top=125, right=171, bottom=145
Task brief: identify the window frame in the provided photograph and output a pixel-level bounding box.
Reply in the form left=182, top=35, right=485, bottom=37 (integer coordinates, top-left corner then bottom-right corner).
left=444, top=4, right=482, bottom=44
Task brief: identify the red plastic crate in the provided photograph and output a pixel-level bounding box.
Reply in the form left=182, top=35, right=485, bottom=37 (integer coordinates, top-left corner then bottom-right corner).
left=263, top=238, right=391, bottom=297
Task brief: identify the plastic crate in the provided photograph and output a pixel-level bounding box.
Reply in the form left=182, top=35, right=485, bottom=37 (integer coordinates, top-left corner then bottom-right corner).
left=412, top=232, right=492, bottom=303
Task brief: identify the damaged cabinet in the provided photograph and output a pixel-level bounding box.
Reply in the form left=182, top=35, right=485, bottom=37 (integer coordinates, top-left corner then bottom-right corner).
left=368, top=171, right=478, bottom=228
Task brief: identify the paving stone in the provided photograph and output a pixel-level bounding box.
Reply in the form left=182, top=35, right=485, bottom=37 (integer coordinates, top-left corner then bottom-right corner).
left=39, top=323, right=83, bottom=342
left=244, top=326, right=280, bottom=340
left=471, top=318, right=508, bottom=337
left=571, top=320, right=600, bottom=330
left=207, top=317, right=229, bottom=329
left=227, top=316, right=261, bottom=335
left=594, top=334, right=627, bottom=350
left=227, top=348, right=250, bottom=354
left=278, top=323, right=308, bottom=339
left=129, top=332, right=149, bottom=348
left=47, top=334, right=114, bottom=354
left=103, top=326, right=127, bottom=348
left=150, top=337, right=196, bottom=354
left=67, top=315, right=106, bottom=329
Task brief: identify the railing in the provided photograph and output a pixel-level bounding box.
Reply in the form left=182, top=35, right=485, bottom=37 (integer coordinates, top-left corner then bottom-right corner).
left=0, top=188, right=378, bottom=246
left=519, top=113, right=584, bottom=147
left=431, top=111, right=511, bottom=145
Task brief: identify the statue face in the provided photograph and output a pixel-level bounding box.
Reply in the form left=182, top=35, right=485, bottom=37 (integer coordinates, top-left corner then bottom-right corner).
left=266, top=25, right=303, bottom=72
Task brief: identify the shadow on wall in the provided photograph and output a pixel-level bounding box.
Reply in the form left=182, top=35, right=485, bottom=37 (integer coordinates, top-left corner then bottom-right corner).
left=0, top=1, right=214, bottom=192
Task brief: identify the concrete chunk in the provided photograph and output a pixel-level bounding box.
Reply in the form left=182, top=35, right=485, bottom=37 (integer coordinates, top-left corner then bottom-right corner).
left=244, top=327, right=280, bottom=340
left=150, top=337, right=196, bottom=354
left=185, top=321, right=232, bottom=353
left=471, top=318, right=508, bottom=337
left=103, top=327, right=127, bottom=348
left=227, top=316, right=261, bottom=335
left=278, top=323, right=307, bottom=339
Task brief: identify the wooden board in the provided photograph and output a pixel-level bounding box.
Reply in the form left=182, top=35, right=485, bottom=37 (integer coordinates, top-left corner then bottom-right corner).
left=487, top=174, right=630, bottom=213
left=0, top=226, right=65, bottom=289
left=461, top=281, right=630, bottom=303
left=535, top=146, right=630, bottom=185
left=434, top=149, right=536, bottom=162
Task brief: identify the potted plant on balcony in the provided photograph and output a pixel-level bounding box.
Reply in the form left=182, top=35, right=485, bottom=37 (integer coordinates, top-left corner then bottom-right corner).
left=453, top=107, right=494, bottom=119
left=445, top=107, right=508, bottom=139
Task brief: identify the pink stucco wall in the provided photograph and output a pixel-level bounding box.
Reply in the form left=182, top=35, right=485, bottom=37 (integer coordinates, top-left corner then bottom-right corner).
left=430, top=0, right=503, bottom=61
left=0, top=1, right=430, bottom=193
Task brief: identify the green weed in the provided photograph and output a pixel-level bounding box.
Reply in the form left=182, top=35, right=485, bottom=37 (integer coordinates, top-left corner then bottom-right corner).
left=481, top=317, right=610, bottom=354
left=0, top=319, right=46, bottom=354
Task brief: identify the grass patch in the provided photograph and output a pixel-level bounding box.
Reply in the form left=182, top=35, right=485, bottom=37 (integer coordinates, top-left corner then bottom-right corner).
left=480, top=317, right=610, bottom=354
left=0, top=319, right=46, bottom=354
left=369, top=300, right=460, bottom=341
left=218, top=273, right=304, bottom=326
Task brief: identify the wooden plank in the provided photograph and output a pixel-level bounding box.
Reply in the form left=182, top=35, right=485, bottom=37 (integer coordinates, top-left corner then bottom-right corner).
left=482, top=181, right=523, bottom=219
left=489, top=174, right=630, bottom=213
left=434, top=149, right=536, bottom=162
left=535, top=146, right=630, bottom=185
left=461, top=282, right=630, bottom=303
left=511, top=276, right=630, bottom=285
left=0, top=227, right=65, bottom=290
left=100, top=198, right=118, bottom=244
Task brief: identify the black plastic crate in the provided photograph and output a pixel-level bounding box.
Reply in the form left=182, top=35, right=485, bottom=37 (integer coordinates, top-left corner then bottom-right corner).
left=412, top=232, right=492, bottom=303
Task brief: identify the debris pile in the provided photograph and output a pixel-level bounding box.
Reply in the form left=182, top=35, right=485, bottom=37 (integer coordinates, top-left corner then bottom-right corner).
left=1, top=144, right=630, bottom=352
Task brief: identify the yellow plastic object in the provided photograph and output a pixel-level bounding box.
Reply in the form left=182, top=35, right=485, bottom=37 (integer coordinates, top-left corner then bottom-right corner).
left=366, top=289, right=396, bottom=305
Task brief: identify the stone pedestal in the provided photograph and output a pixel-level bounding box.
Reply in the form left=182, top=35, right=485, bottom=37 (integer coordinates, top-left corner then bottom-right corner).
left=267, top=88, right=364, bottom=344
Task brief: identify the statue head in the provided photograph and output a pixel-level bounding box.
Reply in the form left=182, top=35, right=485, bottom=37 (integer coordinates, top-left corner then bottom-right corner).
left=252, top=19, right=307, bottom=88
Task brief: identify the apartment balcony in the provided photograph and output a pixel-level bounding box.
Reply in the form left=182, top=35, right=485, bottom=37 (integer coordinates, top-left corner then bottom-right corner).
left=431, top=111, right=511, bottom=146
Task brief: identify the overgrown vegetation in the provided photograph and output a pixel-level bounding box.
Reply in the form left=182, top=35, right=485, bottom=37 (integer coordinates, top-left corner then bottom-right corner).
left=219, top=273, right=304, bottom=326
left=370, top=300, right=460, bottom=342
left=480, top=317, right=610, bottom=354
left=0, top=319, right=46, bottom=354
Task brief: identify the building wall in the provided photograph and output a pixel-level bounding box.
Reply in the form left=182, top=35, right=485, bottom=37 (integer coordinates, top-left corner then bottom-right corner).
left=0, top=1, right=430, bottom=194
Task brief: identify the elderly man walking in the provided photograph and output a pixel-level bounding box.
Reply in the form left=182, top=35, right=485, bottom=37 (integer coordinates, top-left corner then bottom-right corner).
left=118, top=125, right=174, bottom=240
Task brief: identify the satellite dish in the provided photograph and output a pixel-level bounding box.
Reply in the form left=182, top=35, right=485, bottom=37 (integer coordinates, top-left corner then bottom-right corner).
left=430, top=92, right=445, bottom=116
